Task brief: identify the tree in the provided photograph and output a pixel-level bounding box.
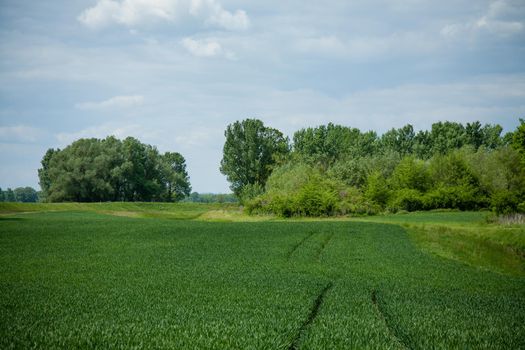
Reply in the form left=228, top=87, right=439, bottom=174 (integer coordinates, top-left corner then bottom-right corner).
left=38, top=136, right=190, bottom=202
left=429, top=121, right=466, bottom=155
left=413, top=130, right=432, bottom=159
left=511, top=118, right=525, bottom=163
left=38, top=148, right=59, bottom=199
left=13, top=187, right=39, bottom=202
left=481, top=123, right=503, bottom=150
left=220, top=119, right=289, bottom=197
left=0, top=187, right=4, bottom=202
left=390, top=157, right=431, bottom=192
left=293, top=123, right=379, bottom=166
left=380, top=124, right=415, bottom=156
left=160, top=152, right=191, bottom=201
left=465, top=121, right=483, bottom=149
left=5, top=188, right=15, bottom=202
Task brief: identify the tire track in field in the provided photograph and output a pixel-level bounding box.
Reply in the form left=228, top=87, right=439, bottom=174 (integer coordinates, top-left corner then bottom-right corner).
left=288, top=282, right=334, bottom=350
left=287, top=231, right=317, bottom=260
left=371, top=290, right=411, bottom=350
left=314, top=232, right=334, bottom=262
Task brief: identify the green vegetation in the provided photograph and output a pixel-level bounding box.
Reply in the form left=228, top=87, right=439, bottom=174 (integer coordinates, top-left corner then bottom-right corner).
left=234, top=120, right=525, bottom=217
left=1, top=208, right=524, bottom=348
left=38, top=136, right=191, bottom=202
left=354, top=211, right=525, bottom=276
left=182, top=192, right=238, bottom=203
left=0, top=187, right=39, bottom=202
left=220, top=118, right=290, bottom=200
left=0, top=202, right=239, bottom=220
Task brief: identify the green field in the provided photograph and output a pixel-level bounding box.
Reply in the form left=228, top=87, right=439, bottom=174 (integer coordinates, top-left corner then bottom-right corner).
left=1, top=205, right=524, bottom=349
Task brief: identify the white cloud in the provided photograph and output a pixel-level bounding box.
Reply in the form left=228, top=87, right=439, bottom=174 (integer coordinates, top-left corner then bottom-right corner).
left=181, top=37, right=235, bottom=59
left=75, top=95, right=144, bottom=110
left=78, top=0, right=249, bottom=30
left=0, top=125, right=45, bottom=143
left=441, top=0, right=524, bottom=38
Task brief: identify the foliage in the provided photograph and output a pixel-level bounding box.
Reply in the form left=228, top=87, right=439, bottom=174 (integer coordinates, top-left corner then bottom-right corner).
left=247, top=164, right=379, bottom=217
left=380, top=124, right=415, bottom=156
left=293, top=123, right=378, bottom=167
left=491, top=190, right=524, bottom=215
left=13, top=187, right=38, bottom=202
left=220, top=119, right=289, bottom=197
left=183, top=192, right=238, bottom=203
left=388, top=188, right=425, bottom=212
left=390, top=157, right=431, bottom=192
left=238, top=119, right=524, bottom=217
left=160, top=152, right=191, bottom=201
left=238, top=182, right=265, bottom=204
left=326, top=158, right=369, bottom=188
left=511, top=118, right=525, bottom=163
left=37, top=136, right=190, bottom=202
left=0, top=187, right=38, bottom=202
left=364, top=171, right=390, bottom=208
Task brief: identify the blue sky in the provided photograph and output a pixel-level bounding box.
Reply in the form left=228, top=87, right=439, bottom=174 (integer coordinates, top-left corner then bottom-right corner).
left=1, top=0, right=524, bottom=193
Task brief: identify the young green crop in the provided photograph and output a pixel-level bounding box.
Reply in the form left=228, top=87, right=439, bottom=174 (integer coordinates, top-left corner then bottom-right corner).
left=0, top=212, right=523, bottom=349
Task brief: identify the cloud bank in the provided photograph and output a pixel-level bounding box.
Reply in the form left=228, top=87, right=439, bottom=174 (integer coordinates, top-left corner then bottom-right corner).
left=78, top=0, right=249, bottom=30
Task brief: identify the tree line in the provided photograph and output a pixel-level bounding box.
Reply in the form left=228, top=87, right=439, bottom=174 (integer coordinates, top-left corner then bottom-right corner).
left=0, top=187, right=39, bottom=202
left=220, top=119, right=525, bottom=216
left=38, top=136, right=191, bottom=202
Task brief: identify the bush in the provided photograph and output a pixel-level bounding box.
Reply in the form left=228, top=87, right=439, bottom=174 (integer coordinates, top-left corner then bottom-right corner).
left=388, top=189, right=425, bottom=212
left=424, top=185, right=486, bottom=211
left=365, top=171, right=391, bottom=208
left=337, top=187, right=380, bottom=215
left=238, top=183, right=264, bottom=204
left=294, top=180, right=338, bottom=216
left=491, top=190, right=522, bottom=215
left=246, top=172, right=377, bottom=217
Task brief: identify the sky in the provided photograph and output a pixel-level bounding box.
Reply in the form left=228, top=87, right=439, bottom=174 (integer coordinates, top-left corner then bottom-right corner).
left=1, top=0, right=524, bottom=193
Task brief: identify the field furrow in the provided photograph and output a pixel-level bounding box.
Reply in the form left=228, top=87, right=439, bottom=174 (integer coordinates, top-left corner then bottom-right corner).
left=1, top=211, right=523, bottom=349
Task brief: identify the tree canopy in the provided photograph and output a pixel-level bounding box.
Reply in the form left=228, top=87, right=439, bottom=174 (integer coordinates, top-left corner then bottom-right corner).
left=241, top=119, right=525, bottom=216
left=220, top=119, right=289, bottom=198
left=38, top=136, right=191, bottom=202
left=0, top=187, right=39, bottom=202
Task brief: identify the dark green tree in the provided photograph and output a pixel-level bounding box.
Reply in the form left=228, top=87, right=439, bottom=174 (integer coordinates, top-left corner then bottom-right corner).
left=465, top=121, right=483, bottom=149
left=13, top=187, right=38, bottom=202
left=293, top=123, right=379, bottom=166
left=413, top=130, right=432, bottom=159
left=380, top=124, right=415, bottom=156
left=481, top=123, right=503, bottom=149
left=429, top=121, right=466, bottom=155
left=5, top=188, right=15, bottom=202
left=160, top=152, right=191, bottom=201
left=220, top=119, right=289, bottom=196
left=38, top=136, right=190, bottom=202
left=38, top=148, right=59, bottom=199
left=511, top=118, right=525, bottom=163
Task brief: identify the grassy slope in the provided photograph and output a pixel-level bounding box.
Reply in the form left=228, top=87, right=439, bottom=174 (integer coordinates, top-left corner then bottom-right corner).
left=0, top=211, right=524, bottom=349
left=0, top=202, right=241, bottom=220
left=354, top=211, right=525, bottom=276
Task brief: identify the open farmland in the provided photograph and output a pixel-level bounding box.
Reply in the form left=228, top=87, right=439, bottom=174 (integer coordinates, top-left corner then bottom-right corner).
left=1, top=208, right=524, bottom=349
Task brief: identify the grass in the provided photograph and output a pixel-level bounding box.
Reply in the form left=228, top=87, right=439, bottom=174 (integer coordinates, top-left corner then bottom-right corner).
left=0, top=202, right=241, bottom=220
left=353, top=210, right=525, bottom=276
left=0, top=207, right=524, bottom=349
